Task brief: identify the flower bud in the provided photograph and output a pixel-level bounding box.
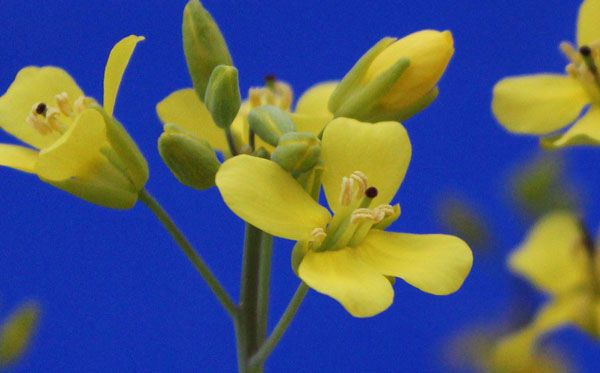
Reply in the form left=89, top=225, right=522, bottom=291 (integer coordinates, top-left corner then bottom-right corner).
left=248, top=105, right=296, bottom=146
left=205, top=65, right=241, bottom=129
left=329, top=30, right=454, bottom=121
left=183, top=0, right=233, bottom=101
left=0, top=302, right=40, bottom=368
left=158, top=124, right=221, bottom=190
left=271, top=132, right=321, bottom=176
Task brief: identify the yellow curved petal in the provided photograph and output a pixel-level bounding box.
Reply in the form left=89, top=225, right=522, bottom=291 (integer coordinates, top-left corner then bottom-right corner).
left=542, top=107, right=600, bottom=149
left=215, top=155, right=331, bottom=240
left=0, top=67, right=83, bottom=149
left=290, top=113, right=332, bottom=135
left=492, top=74, right=589, bottom=134
left=578, top=0, right=600, bottom=46
left=321, top=118, right=411, bottom=211
left=35, top=109, right=107, bottom=181
left=0, top=144, right=38, bottom=173
left=509, top=211, right=593, bottom=295
left=295, top=81, right=338, bottom=115
left=298, top=248, right=394, bottom=317
left=156, top=89, right=229, bottom=153
left=103, top=35, right=145, bottom=116
left=356, top=230, right=472, bottom=295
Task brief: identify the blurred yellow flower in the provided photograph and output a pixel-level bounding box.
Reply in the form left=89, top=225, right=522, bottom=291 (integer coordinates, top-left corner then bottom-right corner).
left=492, top=0, right=600, bottom=149
left=492, top=212, right=600, bottom=367
left=215, top=117, right=472, bottom=317
left=0, top=35, right=148, bottom=209
left=446, top=325, right=573, bottom=373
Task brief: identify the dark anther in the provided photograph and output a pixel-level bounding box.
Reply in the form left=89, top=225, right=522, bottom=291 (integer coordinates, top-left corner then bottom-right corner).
left=365, top=186, right=378, bottom=199
left=264, top=74, right=276, bottom=84
left=580, top=46, right=592, bottom=57
left=35, top=103, right=47, bottom=115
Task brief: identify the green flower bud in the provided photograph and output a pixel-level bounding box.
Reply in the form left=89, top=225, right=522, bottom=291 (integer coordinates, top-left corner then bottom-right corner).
left=271, top=132, right=321, bottom=176
left=0, top=302, right=40, bottom=368
left=205, top=65, right=241, bottom=129
left=248, top=105, right=296, bottom=147
left=158, top=124, right=221, bottom=190
left=183, top=0, right=233, bottom=101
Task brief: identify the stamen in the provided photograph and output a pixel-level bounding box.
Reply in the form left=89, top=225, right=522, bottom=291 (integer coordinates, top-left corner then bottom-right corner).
left=559, top=41, right=579, bottom=63
left=26, top=113, right=52, bottom=135
left=55, top=92, right=73, bottom=117
left=340, top=176, right=354, bottom=206
left=249, top=88, right=262, bottom=108
left=264, top=74, right=276, bottom=89
left=350, top=208, right=378, bottom=224
left=350, top=171, right=368, bottom=194
left=73, top=96, right=87, bottom=114
left=310, top=228, right=327, bottom=245
left=45, top=108, right=67, bottom=133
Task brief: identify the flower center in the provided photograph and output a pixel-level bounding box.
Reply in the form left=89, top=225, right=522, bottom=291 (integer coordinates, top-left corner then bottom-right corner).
left=310, top=171, right=398, bottom=252
left=561, top=41, right=600, bottom=103
left=26, top=92, right=90, bottom=136
left=248, top=75, right=293, bottom=111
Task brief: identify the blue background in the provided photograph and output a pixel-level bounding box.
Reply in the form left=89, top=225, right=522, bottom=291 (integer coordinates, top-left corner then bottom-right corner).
left=1, top=0, right=599, bottom=371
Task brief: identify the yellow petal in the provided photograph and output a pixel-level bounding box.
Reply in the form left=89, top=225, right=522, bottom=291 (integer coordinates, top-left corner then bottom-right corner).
left=542, top=106, right=600, bottom=149
left=289, top=113, right=332, bottom=135
left=35, top=109, right=107, bottom=181
left=298, top=248, right=393, bottom=317
left=0, top=67, right=83, bottom=149
left=103, top=35, right=144, bottom=116
left=295, top=81, right=338, bottom=115
left=509, top=211, right=593, bottom=295
left=577, top=0, right=600, bottom=46
left=215, top=155, right=331, bottom=240
left=355, top=230, right=472, bottom=295
left=156, top=89, right=229, bottom=153
left=0, top=144, right=38, bottom=173
left=492, top=74, right=589, bottom=134
left=321, top=118, right=411, bottom=211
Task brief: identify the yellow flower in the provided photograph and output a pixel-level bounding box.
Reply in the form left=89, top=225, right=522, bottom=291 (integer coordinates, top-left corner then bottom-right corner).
left=491, top=212, right=600, bottom=366
left=446, top=325, right=573, bottom=373
left=215, top=117, right=472, bottom=317
left=492, top=0, right=600, bottom=149
left=156, top=79, right=335, bottom=156
left=0, top=35, right=148, bottom=209
left=328, top=30, right=454, bottom=121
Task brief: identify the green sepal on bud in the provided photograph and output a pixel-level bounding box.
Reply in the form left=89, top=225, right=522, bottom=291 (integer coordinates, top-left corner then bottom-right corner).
left=333, top=58, right=410, bottom=121
left=271, top=132, right=321, bottom=176
left=248, top=105, right=296, bottom=146
left=158, top=124, right=221, bottom=190
left=0, top=302, right=40, bottom=368
left=183, top=0, right=233, bottom=101
left=205, top=65, right=241, bottom=129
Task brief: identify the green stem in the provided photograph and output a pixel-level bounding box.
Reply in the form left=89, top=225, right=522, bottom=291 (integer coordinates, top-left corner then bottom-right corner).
left=239, top=224, right=263, bottom=360
left=225, top=128, right=239, bottom=156
left=139, top=189, right=237, bottom=318
left=249, top=283, right=309, bottom=369
left=256, top=234, right=273, bottom=344
left=234, top=318, right=249, bottom=373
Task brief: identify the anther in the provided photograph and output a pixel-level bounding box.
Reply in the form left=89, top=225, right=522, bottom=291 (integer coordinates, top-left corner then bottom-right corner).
left=55, top=92, right=73, bottom=116
left=310, top=228, right=327, bottom=244
left=34, top=102, right=47, bottom=115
